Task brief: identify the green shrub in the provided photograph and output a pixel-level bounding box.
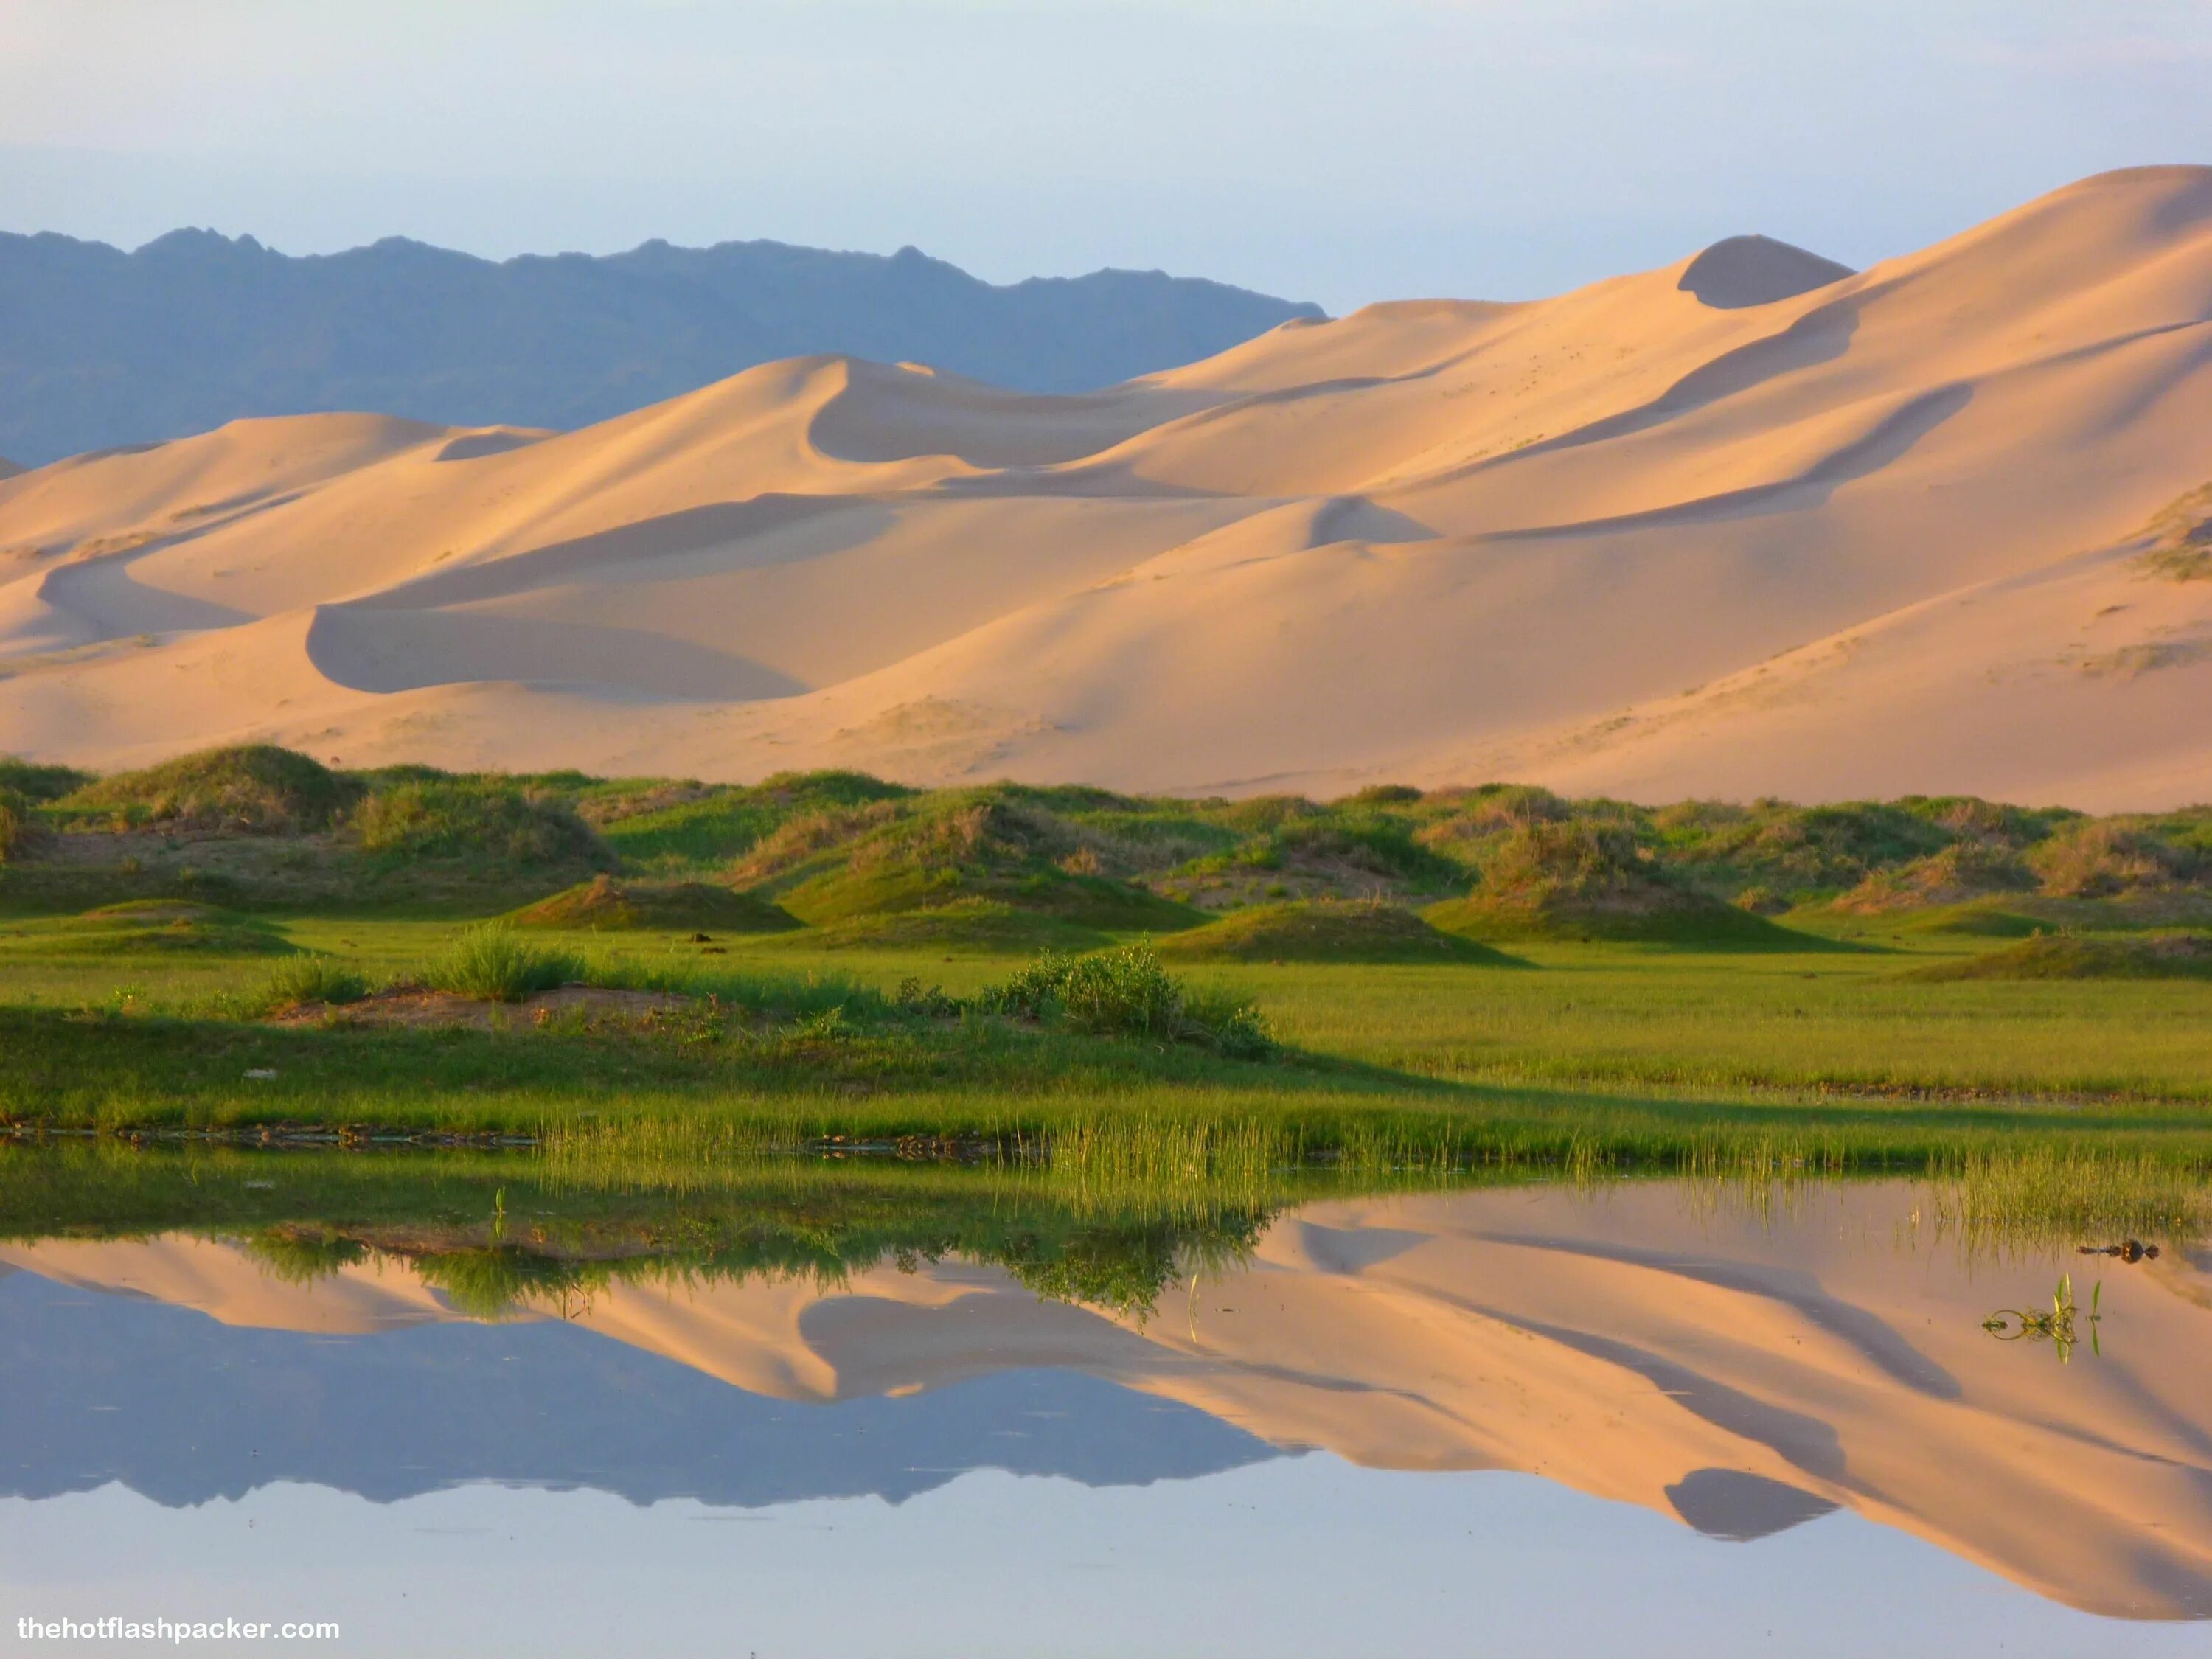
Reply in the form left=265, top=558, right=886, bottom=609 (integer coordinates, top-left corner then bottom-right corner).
left=417, top=924, right=582, bottom=1002
left=358, top=782, right=612, bottom=866
left=55, top=745, right=360, bottom=833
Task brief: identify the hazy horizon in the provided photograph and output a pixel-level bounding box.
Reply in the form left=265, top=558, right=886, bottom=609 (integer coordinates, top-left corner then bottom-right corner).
left=3, top=1, right=2208, bottom=313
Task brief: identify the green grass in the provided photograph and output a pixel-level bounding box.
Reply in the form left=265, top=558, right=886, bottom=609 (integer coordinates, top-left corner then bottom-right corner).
left=3, top=745, right=2212, bottom=1194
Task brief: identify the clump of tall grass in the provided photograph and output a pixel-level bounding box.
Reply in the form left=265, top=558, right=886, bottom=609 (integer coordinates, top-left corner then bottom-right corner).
left=251, top=954, right=371, bottom=1013
left=980, top=942, right=1273, bottom=1057
left=417, top=924, right=582, bottom=1003
left=0, top=785, right=53, bottom=863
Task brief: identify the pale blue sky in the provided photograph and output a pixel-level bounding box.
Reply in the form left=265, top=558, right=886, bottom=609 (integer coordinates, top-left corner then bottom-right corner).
left=1, top=0, right=2207, bottom=311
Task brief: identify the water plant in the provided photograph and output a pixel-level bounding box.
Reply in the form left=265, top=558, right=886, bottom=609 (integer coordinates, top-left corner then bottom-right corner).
left=1983, top=1273, right=2101, bottom=1362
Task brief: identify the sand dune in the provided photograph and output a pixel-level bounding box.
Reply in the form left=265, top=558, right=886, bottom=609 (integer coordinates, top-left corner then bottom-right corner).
left=11, top=1183, right=2210, bottom=1619
left=4, top=167, right=2211, bottom=805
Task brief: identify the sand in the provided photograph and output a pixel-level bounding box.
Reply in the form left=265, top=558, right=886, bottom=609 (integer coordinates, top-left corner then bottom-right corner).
left=11, top=1183, right=2210, bottom=1619
left=3, top=167, right=2211, bottom=807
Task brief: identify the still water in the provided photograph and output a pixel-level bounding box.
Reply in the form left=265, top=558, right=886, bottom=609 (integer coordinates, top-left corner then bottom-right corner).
left=1, top=1180, right=2206, bottom=1656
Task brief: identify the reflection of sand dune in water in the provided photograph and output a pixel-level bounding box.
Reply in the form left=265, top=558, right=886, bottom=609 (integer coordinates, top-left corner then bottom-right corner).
left=10, top=1183, right=2211, bottom=1620
left=7, top=170, right=2212, bottom=804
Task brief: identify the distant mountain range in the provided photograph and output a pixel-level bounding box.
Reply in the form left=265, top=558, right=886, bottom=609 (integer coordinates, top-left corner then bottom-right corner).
left=0, top=227, right=1324, bottom=465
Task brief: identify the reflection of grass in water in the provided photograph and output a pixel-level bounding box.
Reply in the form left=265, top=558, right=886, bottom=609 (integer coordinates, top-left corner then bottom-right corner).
left=237, top=1226, right=368, bottom=1284
left=1663, top=1142, right=2212, bottom=1256
left=1925, top=1147, right=2211, bottom=1249
left=7, top=1126, right=2208, bottom=1324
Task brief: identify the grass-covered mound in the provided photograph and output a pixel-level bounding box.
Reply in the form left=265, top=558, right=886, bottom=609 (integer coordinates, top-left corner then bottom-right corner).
left=774, top=899, right=1111, bottom=954
left=732, top=787, right=1204, bottom=932
left=1914, top=931, right=2212, bottom=982
left=54, top=745, right=361, bottom=833
left=585, top=770, right=916, bottom=870
left=355, top=776, right=612, bottom=870
left=1154, top=794, right=1466, bottom=908
left=509, top=874, right=799, bottom=933
left=14, top=745, right=2212, bottom=933
left=1423, top=823, right=1814, bottom=947
left=0, top=900, right=296, bottom=958
left=1154, top=899, right=1514, bottom=964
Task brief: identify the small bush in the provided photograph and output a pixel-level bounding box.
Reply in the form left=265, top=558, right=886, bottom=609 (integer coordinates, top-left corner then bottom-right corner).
left=417, top=924, right=582, bottom=1002
left=254, top=956, right=371, bottom=1012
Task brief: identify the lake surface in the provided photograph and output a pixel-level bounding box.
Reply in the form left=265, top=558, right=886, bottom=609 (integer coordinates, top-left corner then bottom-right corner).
left=2, top=1179, right=2207, bottom=1656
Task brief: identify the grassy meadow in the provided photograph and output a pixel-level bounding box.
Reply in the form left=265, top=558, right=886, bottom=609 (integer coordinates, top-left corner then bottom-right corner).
left=1, top=743, right=2210, bottom=1205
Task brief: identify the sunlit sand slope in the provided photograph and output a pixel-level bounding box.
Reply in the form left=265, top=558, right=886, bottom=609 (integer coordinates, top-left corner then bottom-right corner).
left=4, top=168, right=2211, bottom=806
left=11, top=1183, right=2210, bottom=1620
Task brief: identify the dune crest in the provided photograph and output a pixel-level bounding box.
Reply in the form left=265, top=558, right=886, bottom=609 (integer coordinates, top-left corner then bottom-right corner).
left=1677, top=234, right=1854, bottom=307
left=4, top=168, right=2212, bottom=807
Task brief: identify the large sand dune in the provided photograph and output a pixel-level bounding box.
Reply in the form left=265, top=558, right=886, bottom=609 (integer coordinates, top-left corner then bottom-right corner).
left=11, top=1184, right=2211, bottom=1618
left=4, top=167, right=2211, bottom=806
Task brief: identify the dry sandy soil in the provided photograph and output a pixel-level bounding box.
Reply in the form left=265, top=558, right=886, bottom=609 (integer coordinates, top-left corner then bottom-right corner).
left=4, top=167, right=2211, bottom=808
